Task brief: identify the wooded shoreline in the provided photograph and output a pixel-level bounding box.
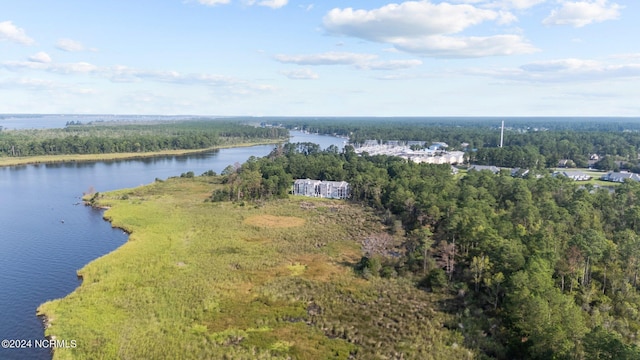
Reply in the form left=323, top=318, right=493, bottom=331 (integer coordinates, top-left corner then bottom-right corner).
left=0, top=139, right=283, bottom=168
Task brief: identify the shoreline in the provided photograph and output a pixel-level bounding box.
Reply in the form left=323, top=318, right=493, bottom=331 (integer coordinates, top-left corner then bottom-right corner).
left=34, top=180, right=357, bottom=358
left=0, top=139, right=284, bottom=168
left=36, top=199, right=132, bottom=359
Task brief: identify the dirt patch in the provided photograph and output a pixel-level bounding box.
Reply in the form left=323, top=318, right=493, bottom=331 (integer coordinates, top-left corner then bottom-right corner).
left=243, top=215, right=305, bottom=228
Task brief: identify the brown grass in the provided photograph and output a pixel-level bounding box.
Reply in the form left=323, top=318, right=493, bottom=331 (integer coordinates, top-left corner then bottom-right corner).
left=243, top=214, right=306, bottom=228
left=287, top=254, right=348, bottom=282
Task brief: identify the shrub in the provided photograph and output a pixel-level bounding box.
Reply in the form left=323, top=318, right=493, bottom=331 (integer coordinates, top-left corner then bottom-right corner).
left=420, top=268, right=448, bottom=289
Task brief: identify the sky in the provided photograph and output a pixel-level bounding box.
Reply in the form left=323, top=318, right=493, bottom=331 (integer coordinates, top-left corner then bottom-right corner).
left=0, top=0, right=638, bottom=116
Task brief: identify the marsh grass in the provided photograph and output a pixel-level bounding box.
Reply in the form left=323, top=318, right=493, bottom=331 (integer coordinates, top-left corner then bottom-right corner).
left=38, top=177, right=472, bottom=359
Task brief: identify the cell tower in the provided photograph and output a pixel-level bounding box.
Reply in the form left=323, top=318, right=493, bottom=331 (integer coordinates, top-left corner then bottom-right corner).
left=500, top=120, right=504, bottom=148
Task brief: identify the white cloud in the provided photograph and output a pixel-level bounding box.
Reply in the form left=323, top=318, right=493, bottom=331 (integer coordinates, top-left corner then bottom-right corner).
left=279, top=68, right=319, bottom=80
left=520, top=58, right=601, bottom=72
left=324, top=2, right=499, bottom=40
left=395, top=34, right=537, bottom=57
left=0, top=77, right=96, bottom=96
left=275, top=52, right=378, bottom=66
left=196, top=0, right=287, bottom=7
left=0, top=21, right=35, bottom=45
left=359, top=59, right=423, bottom=70
left=56, top=38, right=93, bottom=52
left=490, top=0, right=548, bottom=10
left=543, top=0, right=622, bottom=27
left=196, top=0, right=231, bottom=5
left=274, top=51, right=424, bottom=70
left=472, top=57, right=640, bottom=82
left=3, top=60, right=98, bottom=74
left=28, top=52, right=52, bottom=63
left=257, top=0, right=288, bottom=9
left=322, top=1, right=536, bottom=58
left=2, top=59, right=274, bottom=94
left=275, top=51, right=424, bottom=73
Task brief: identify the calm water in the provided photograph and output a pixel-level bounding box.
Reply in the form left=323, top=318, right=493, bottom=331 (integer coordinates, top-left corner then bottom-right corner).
left=0, top=128, right=343, bottom=360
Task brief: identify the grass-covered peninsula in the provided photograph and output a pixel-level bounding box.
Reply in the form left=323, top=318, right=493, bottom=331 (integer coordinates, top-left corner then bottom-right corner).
left=37, top=176, right=472, bottom=359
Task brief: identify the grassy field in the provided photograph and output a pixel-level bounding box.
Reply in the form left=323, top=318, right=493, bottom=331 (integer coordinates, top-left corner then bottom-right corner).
left=37, top=177, right=473, bottom=359
left=0, top=139, right=282, bottom=168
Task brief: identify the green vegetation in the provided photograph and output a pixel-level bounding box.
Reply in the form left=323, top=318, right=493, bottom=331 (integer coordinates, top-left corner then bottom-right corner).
left=277, top=118, right=640, bottom=170
left=0, top=120, right=288, bottom=164
left=0, top=142, right=281, bottom=168
left=36, top=117, right=640, bottom=359
left=205, top=144, right=640, bottom=359
left=38, top=176, right=472, bottom=359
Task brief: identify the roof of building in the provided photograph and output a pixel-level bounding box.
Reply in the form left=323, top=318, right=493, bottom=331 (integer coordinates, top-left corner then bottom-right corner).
left=601, top=171, right=640, bottom=182
left=469, top=165, right=500, bottom=173
left=554, top=171, right=591, bottom=180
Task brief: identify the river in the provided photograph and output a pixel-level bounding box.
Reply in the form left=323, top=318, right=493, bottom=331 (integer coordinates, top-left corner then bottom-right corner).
left=0, top=124, right=344, bottom=360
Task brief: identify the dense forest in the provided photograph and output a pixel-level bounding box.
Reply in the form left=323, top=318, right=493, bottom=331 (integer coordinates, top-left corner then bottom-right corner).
left=0, top=120, right=288, bottom=157
left=273, top=118, right=640, bottom=171
left=211, top=143, right=640, bottom=359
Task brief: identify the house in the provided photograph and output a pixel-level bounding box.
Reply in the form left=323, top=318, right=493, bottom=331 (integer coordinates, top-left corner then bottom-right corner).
left=319, top=181, right=350, bottom=199
left=293, top=179, right=350, bottom=199
left=601, top=171, right=640, bottom=183
left=558, top=159, right=573, bottom=168
left=469, top=165, right=500, bottom=174
left=444, top=151, right=465, bottom=164
left=590, top=154, right=600, bottom=161
left=511, top=168, right=530, bottom=178
left=553, top=171, right=591, bottom=181
left=293, top=179, right=321, bottom=197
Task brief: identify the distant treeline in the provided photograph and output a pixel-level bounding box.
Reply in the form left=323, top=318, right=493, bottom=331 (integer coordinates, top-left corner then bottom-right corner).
left=276, top=118, right=640, bottom=169
left=272, top=116, right=640, bottom=132
left=0, top=120, right=288, bottom=157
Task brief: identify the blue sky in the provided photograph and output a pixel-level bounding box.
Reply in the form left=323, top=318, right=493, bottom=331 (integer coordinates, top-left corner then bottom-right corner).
left=1, top=0, right=638, bottom=116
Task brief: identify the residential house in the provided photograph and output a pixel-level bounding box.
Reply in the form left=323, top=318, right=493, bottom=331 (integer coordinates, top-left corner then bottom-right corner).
left=293, top=179, right=350, bottom=199
left=511, top=168, right=530, bottom=177
left=469, top=165, right=500, bottom=174
left=319, top=181, right=350, bottom=199
left=293, top=179, right=321, bottom=197
left=554, top=171, right=591, bottom=181
left=601, top=171, right=640, bottom=183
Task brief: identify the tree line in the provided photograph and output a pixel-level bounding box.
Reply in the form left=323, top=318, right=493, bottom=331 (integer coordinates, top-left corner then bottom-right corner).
left=0, top=120, right=288, bottom=157
left=276, top=118, right=640, bottom=170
